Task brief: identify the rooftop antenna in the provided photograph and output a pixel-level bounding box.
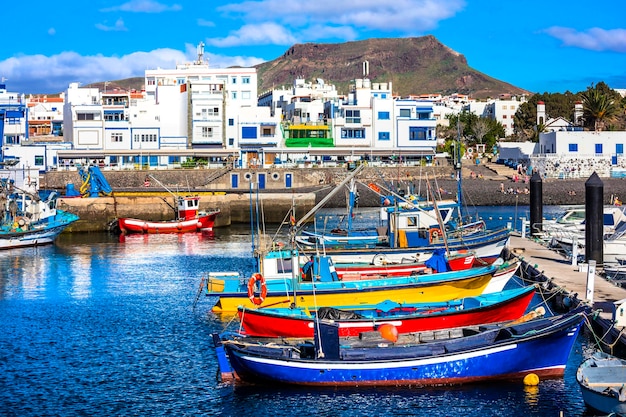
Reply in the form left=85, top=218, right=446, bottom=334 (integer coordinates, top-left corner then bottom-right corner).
left=197, top=42, right=205, bottom=64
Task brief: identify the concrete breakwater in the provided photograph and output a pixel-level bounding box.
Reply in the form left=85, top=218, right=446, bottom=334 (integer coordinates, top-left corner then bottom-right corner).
left=58, top=192, right=317, bottom=232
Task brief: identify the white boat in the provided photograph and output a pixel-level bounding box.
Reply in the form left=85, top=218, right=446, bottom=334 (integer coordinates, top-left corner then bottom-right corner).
left=0, top=179, right=79, bottom=250
left=577, top=350, right=626, bottom=416
left=539, top=205, right=626, bottom=265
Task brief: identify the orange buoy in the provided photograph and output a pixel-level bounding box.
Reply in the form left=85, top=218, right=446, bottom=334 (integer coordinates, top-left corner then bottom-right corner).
left=378, top=323, right=398, bottom=343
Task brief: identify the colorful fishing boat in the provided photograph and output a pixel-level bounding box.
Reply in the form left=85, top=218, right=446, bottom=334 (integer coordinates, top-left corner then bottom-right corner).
left=236, top=285, right=538, bottom=338
left=300, top=224, right=511, bottom=268
left=118, top=195, right=219, bottom=234
left=206, top=254, right=499, bottom=313
left=117, top=174, right=220, bottom=234
left=0, top=178, right=79, bottom=250
left=577, top=350, right=626, bottom=416
left=214, top=308, right=586, bottom=386
left=333, top=249, right=476, bottom=279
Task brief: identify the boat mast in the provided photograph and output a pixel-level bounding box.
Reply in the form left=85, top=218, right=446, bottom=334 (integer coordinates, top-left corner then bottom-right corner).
left=455, top=115, right=463, bottom=222
left=294, top=164, right=365, bottom=230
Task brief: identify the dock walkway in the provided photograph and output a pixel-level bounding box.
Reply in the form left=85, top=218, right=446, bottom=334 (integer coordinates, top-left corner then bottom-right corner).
left=510, top=235, right=626, bottom=305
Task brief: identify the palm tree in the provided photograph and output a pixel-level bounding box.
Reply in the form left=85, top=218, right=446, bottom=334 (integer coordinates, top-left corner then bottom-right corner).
left=581, top=84, right=620, bottom=131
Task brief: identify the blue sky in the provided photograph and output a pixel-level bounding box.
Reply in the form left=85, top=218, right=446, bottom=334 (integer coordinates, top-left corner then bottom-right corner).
left=1, top=0, right=625, bottom=95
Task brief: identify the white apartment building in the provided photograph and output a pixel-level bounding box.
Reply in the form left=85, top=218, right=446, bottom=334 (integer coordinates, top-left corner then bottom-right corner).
left=462, top=95, right=526, bottom=137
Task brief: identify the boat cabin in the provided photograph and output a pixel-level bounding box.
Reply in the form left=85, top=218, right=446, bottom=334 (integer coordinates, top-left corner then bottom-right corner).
left=177, top=196, right=201, bottom=220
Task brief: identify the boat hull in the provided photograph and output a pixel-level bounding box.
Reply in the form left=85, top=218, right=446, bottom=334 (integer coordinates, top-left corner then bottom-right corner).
left=222, top=311, right=585, bottom=387
left=208, top=266, right=497, bottom=313
left=118, top=210, right=219, bottom=234
left=238, top=285, right=537, bottom=337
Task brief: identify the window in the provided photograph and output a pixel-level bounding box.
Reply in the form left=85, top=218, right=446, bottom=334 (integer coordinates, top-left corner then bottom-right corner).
left=231, top=76, right=237, bottom=84
left=202, top=127, right=213, bottom=138
left=399, top=109, right=411, bottom=117
left=502, top=115, right=507, bottom=119
left=341, top=128, right=365, bottom=139
left=345, top=110, right=361, bottom=124
left=231, top=92, right=237, bottom=99
left=35, top=156, right=44, bottom=165
left=77, top=113, right=95, bottom=121
left=111, top=133, right=123, bottom=142
left=617, top=144, right=624, bottom=155
left=409, top=127, right=427, bottom=141
left=228, top=118, right=234, bottom=126
left=202, top=107, right=219, bottom=117
left=242, top=126, right=257, bottom=139
left=228, top=138, right=234, bottom=146
left=378, top=111, right=390, bottom=120
left=568, top=143, right=578, bottom=152
left=595, top=144, right=603, bottom=154
left=242, top=77, right=251, bottom=84
left=378, top=132, right=390, bottom=140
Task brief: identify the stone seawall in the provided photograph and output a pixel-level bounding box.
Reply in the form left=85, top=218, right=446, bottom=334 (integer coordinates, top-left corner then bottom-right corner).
left=59, top=192, right=317, bottom=232
left=49, top=167, right=626, bottom=232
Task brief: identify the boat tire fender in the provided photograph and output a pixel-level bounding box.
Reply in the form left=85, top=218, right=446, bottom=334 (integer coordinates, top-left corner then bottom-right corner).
left=429, top=227, right=441, bottom=241
left=247, top=273, right=267, bottom=305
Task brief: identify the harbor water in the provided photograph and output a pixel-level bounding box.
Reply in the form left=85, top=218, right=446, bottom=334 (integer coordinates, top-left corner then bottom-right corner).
left=0, top=206, right=601, bottom=416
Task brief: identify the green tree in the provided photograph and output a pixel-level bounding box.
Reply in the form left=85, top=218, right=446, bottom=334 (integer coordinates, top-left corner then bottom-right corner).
left=580, top=82, right=621, bottom=131
left=512, top=92, right=578, bottom=141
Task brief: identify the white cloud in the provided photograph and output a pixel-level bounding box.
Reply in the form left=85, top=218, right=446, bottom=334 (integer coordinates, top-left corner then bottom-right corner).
left=197, top=18, right=215, bottom=27
left=100, top=0, right=182, bottom=13
left=96, top=18, right=129, bottom=32
left=207, top=22, right=298, bottom=47
left=545, top=27, right=626, bottom=53
left=0, top=46, right=267, bottom=93
left=217, top=0, right=465, bottom=33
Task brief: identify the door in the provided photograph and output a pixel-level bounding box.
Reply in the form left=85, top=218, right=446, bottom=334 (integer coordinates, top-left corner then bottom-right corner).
left=285, top=173, right=292, bottom=188
left=258, top=173, right=266, bottom=190
left=231, top=173, right=239, bottom=188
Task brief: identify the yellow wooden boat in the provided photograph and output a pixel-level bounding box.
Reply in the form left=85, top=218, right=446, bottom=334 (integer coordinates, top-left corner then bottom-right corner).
left=205, top=252, right=497, bottom=313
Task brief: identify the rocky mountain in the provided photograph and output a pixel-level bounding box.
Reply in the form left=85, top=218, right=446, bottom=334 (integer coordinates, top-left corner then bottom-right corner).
left=255, top=36, right=530, bottom=99
left=87, top=36, right=529, bottom=99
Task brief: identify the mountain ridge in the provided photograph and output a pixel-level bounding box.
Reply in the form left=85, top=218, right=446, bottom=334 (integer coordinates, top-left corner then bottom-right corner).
left=85, top=36, right=529, bottom=99
left=254, top=36, right=530, bottom=99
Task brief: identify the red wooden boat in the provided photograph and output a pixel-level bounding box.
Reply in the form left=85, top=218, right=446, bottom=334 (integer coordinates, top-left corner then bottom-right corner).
left=118, top=196, right=219, bottom=234
left=236, top=284, right=537, bottom=338
left=334, top=251, right=475, bottom=280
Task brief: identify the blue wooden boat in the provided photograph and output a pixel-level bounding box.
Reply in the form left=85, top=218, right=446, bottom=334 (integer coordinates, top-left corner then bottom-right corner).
left=214, top=308, right=586, bottom=386
left=577, top=350, right=626, bottom=416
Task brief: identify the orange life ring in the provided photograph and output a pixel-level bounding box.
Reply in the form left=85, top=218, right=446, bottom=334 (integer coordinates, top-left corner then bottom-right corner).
left=247, top=273, right=267, bottom=305
left=429, top=227, right=441, bottom=241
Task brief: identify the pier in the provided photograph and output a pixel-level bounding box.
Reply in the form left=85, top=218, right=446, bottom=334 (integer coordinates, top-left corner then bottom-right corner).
left=509, top=234, right=626, bottom=357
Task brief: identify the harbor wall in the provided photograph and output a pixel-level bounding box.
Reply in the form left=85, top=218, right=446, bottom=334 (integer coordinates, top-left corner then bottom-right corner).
left=46, top=166, right=626, bottom=232
left=58, top=193, right=316, bottom=232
